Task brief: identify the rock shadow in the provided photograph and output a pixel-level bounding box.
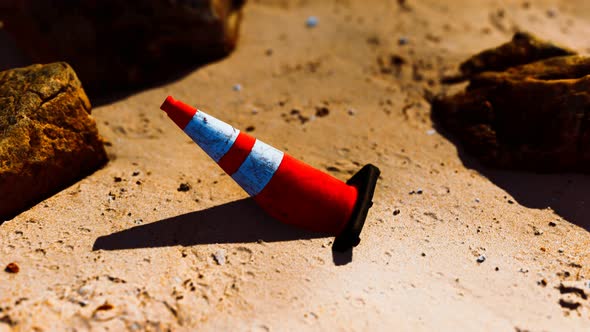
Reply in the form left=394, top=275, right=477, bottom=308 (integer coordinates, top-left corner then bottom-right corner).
left=0, top=30, right=224, bottom=108
left=432, top=120, right=590, bottom=232
left=86, top=58, right=216, bottom=108
left=93, top=198, right=328, bottom=251
left=0, top=30, right=29, bottom=71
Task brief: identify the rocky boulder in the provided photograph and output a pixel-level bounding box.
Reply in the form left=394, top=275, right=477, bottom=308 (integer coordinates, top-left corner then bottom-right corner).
left=0, top=62, right=107, bottom=220
left=0, top=0, right=246, bottom=94
left=433, top=33, right=590, bottom=172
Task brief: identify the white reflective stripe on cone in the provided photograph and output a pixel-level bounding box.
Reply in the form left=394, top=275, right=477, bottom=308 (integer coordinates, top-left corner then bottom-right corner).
left=184, top=110, right=239, bottom=162
left=232, top=139, right=284, bottom=196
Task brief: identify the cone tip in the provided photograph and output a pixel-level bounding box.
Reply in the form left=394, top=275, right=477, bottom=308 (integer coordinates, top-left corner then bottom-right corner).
left=159, top=96, right=197, bottom=130
left=160, top=95, right=177, bottom=113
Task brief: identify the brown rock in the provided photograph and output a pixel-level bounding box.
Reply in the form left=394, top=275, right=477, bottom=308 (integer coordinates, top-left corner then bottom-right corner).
left=4, top=262, right=19, bottom=273
left=458, top=32, right=576, bottom=78
left=0, top=62, right=107, bottom=220
left=433, top=34, right=590, bottom=172
left=0, top=0, right=245, bottom=94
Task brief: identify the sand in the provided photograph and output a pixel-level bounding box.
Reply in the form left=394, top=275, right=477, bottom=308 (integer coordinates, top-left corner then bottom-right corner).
left=2, top=0, right=590, bottom=330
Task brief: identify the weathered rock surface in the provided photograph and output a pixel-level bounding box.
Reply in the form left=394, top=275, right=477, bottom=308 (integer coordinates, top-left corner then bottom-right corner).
left=0, top=62, right=107, bottom=220
left=458, top=32, right=576, bottom=79
left=0, top=0, right=245, bottom=94
left=433, top=33, right=590, bottom=172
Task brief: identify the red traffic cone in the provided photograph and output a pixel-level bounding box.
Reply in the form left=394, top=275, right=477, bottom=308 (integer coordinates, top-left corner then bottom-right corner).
left=160, top=96, right=380, bottom=251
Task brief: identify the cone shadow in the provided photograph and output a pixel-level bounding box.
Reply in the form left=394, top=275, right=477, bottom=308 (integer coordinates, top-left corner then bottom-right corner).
left=93, top=198, right=327, bottom=251
left=332, top=248, right=353, bottom=266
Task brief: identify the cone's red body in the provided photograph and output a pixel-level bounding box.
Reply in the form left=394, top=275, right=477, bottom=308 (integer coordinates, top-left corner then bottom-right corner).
left=255, top=154, right=358, bottom=234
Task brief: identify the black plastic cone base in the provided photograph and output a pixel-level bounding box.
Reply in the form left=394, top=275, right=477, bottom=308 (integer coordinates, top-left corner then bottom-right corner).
left=332, top=164, right=380, bottom=252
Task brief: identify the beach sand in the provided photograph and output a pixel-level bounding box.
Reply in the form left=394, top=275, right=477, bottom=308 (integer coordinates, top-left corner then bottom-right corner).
left=1, top=0, right=590, bottom=330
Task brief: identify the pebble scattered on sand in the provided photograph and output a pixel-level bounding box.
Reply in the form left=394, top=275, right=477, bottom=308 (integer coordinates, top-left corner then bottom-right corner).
left=315, top=106, right=330, bottom=117
left=213, top=249, right=227, bottom=265
left=233, top=84, right=242, bottom=91
left=393, top=209, right=401, bottom=216
left=4, top=262, right=19, bottom=273
left=426, top=129, right=436, bottom=135
left=306, top=16, right=318, bottom=28
left=476, top=255, right=486, bottom=263
left=78, top=284, right=94, bottom=296
left=177, top=183, right=191, bottom=192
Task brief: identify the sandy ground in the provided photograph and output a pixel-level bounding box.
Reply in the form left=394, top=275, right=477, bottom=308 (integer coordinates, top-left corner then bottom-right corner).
left=2, top=0, right=590, bottom=330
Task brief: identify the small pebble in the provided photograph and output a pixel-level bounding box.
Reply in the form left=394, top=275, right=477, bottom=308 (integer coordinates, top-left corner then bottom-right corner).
left=78, top=284, right=94, bottom=296
left=213, top=249, right=226, bottom=265
left=233, top=84, right=242, bottom=92
left=4, top=262, right=19, bottom=273
left=475, top=198, right=480, bottom=203
left=315, top=106, right=330, bottom=117
left=96, top=302, right=114, bottom=311
left=476, top=255, right=486, bottom=263
left=548, top=221, right=557, bottom=227
left=306, top=16, right=319, bottom=28
left=347, top=108, right=357, bottom=116
left=177, top=183, right=191, bottom=192
left=113, top=176, right=122, bottom=182
left=398, top=36, right=409, bottom=45
left=426, top=129, right=436, bottom=135
left=393, top=209, right=401, bottom=216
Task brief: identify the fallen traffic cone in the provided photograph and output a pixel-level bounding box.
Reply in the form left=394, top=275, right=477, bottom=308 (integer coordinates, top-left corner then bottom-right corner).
left=160, top=96, right=380, bottom=251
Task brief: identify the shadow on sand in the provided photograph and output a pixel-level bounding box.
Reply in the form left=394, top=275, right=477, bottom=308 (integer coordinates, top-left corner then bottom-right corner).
left=0, top=30, right=29, bottom=72
left=0, top=30, right=218, bottom=107
left=431, top=120, right=590, bottom=232
left=93, top=198, right=326, bottom=250
left=93, top=198, right=354, bottom=265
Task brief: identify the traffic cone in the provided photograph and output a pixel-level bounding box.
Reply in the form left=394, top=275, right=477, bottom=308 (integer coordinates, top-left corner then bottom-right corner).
left=160, top=96, right=380, bottom=251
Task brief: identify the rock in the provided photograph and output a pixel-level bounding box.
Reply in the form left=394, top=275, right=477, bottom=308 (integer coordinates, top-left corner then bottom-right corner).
left=0, top=0, right=246, bottom=94
left=458, top=32, right=576, bottom=78
left=433, top=34, right=590, bottom=172
left=0, top=62, right=107, bottom=220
